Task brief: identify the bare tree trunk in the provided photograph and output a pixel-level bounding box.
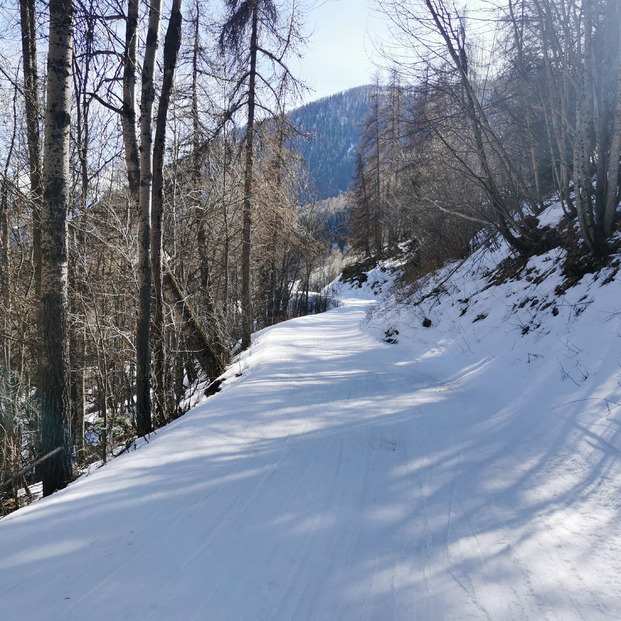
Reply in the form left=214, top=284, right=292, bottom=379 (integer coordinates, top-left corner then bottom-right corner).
left=0, top=182, right=8, bottom=309
left=163, top=266, right=224, bottom=382
left=0, top=80, right=17, bottom=318
left=191, top=0, right=201, bottom=180
left=530, top=0, right=576, bottom=216
left=507, top=0, right=544, bottom=211
left=352, top=152, right=372, bottom=257
left=573, top=0, right=598, bottom=252
left=372, top=86, right=383, bottom=257
left=222, top=142, right=231, bottom=320
left=122, top=0, right=140, bottom=208
left=69, top=5, right=95, bottom=463
left=569, top=0, right=620, bottom=253
left=239, top=6, right=259, bottom=349
left=135, top=0, right=162, bottom=436
left=39, top=0, right=74, bottom=496
left=219, top=0, right=301, bottom=346
left=151, top=0, right=182, bottom=424
left=69, top=330, right=85, bottom=460
left=603, top=4, right=621, bottom=237
left=19, top=0, right=43, bottom=301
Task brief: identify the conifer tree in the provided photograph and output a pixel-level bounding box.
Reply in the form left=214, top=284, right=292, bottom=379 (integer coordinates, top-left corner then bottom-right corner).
left=219, top=0, right=301, bottom=348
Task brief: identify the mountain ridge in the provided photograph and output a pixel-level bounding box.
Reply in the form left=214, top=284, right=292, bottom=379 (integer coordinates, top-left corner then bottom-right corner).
left=288, top=84, right=372, bottom=200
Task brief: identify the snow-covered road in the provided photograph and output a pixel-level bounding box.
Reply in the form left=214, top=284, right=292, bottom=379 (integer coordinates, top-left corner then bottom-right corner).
left=1, top=293, right=621, bottom=620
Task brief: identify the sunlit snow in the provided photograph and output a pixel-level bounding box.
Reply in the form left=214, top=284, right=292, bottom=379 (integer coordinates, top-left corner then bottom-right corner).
left=1, top=203, right=620, bottom=620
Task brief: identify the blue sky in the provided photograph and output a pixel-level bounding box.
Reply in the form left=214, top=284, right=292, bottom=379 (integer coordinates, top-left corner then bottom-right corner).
left=295, top=0, right=386, bottom=102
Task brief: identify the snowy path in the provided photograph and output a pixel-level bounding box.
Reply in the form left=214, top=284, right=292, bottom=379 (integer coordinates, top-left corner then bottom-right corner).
left=1, top=297, right=621, bottom=620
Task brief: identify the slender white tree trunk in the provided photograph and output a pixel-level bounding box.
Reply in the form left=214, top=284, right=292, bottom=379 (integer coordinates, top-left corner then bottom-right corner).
left=39, top=0, right=74, bottom=496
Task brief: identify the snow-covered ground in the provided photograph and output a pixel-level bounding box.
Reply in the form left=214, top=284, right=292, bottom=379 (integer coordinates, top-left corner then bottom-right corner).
left=1, top=205, right=621, bottom=620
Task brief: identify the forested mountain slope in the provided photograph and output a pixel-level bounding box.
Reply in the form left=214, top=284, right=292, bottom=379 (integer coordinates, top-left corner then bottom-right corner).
left=289, top=85, right=371, bottom=200
left=1, top=203, right=620, bottom=620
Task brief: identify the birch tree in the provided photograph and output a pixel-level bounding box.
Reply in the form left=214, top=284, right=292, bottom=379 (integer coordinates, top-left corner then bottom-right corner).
left=39, top=0, right=74, bottom=496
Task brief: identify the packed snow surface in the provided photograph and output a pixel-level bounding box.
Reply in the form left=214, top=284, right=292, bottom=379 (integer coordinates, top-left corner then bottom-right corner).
left=2, top=212, right=621, bottom=619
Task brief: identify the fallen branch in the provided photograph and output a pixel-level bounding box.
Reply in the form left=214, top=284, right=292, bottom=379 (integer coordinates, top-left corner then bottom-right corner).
left=0, top=447, right=62, bottom=492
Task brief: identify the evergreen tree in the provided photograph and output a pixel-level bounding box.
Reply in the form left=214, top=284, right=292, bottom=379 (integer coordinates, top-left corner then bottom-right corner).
left=219, top=0, right=301, bottom=348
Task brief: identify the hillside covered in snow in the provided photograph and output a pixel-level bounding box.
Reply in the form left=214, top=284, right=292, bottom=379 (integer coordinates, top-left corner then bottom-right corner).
left=1, top=203, right=620, bottom=620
